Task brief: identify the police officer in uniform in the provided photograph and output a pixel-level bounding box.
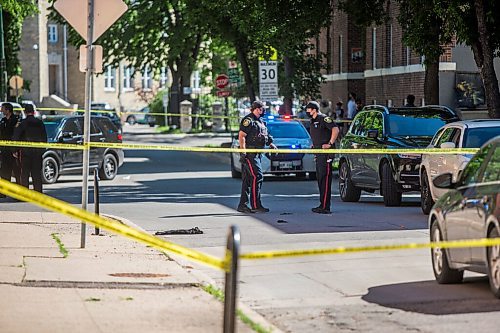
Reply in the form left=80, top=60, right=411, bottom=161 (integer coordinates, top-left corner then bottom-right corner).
left=0, top=103, right=20, bottom=195
left=237, top=101, right=277, bottom=213
left=13, top=104, right=47, bottom=193
left=306, top=101, right=340, bottom=214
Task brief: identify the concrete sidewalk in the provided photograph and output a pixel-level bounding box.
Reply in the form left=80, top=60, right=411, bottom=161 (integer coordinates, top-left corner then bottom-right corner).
left=0, top=211, right=261, bottom=333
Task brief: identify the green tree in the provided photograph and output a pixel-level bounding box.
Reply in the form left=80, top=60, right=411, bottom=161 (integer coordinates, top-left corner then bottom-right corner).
left=191, top=0, right=330, bottom=113
left=50, top=0, right=204, bottom=127
left=0, top=0, right=37, bottom=99
left=436, top=0, right=500, bottom=118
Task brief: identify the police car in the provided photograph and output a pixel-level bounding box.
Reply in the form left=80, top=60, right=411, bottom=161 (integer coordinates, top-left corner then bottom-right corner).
left=230, top=115, right=316, bottom=179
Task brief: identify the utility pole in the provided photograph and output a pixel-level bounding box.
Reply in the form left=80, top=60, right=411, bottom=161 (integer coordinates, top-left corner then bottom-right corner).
left=0, top=5, right=7, bottom=101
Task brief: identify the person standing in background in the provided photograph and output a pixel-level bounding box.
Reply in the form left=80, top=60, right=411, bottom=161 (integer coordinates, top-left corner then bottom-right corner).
left=13, top=104, right=47, bottom=193
left=405, top=94, right=416, bottom=107
left=347, top=92, right=357, bottom=120
left=0, top=103, right=21, bottom=196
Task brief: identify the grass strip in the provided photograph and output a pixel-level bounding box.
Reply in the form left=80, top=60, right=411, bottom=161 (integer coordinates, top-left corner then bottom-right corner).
left=51, top=233, right=69, bottom=258
left=202, top=284, right=272, bottom=333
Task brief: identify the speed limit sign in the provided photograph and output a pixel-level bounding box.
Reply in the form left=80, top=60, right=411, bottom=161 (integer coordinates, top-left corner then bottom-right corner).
left=259, top=60, right=278, bottom=100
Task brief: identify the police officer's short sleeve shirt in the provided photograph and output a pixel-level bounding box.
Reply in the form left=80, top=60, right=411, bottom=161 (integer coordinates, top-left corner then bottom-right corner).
left=310, top=113, right=338, bottom=147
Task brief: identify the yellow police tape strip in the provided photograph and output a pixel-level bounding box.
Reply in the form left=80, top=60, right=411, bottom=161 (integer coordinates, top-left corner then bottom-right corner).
left=0, top=179, right=226, bottom=271
left=2, top=174, right=499, bottom=264
left=0, top=140, right=85, bottom=150
left=240, top=236, right=500, bottom=260
left=0, top=140, right=480, bottom=155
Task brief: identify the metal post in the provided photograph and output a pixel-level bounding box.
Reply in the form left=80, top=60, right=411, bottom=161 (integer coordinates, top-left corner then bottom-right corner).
left=93, top=168, right=100, bottom=235
left=81, top=0, right=95, bottom=248
left=223, top=225, right=240, bottom=333
left=224, top=97, right=230, bottom=132
left=0, top=5, right=7, bottom=101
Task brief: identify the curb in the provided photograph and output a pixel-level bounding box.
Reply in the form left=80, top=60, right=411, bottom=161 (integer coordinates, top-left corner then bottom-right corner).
left=108, top=214, right=283, bottom=333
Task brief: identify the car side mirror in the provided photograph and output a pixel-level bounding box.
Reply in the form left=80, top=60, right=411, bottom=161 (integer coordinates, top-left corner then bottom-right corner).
left=433, top=172, right=455, bottom=189
left=440, top=142, right=455, bottom=149
left=367, top=129, right=379, bottom=139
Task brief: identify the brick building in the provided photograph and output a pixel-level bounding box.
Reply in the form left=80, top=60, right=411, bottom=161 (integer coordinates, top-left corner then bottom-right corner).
left=315, top=1, right=500, bottom=115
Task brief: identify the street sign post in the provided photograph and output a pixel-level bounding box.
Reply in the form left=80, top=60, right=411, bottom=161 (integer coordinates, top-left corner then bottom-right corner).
left=54, top=0, right=127, bottom=248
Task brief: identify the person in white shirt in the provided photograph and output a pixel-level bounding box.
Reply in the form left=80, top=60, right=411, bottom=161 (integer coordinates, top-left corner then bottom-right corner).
left=347, top=92, right=357, bottom=119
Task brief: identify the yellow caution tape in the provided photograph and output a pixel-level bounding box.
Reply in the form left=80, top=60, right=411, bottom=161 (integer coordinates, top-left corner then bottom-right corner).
left=87, top=142, right=479, bottom=155
left=0, top=140, right=85, bottom=150
left=0, top=179, right=225, bottom=271
left=240, top=237, right=500, bottom=260
left=0, top=140, right=480, bottom=155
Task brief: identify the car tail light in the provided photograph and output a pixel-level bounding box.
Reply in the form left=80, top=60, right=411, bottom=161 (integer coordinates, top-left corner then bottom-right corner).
left=117, top=133, right=123, bottom=142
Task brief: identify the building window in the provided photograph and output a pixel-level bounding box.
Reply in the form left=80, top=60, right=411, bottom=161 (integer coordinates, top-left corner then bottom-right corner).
left=48, top=24, right=58, bottom=43
left=160, top=67, right=168, bottom=88
left=122, top=66, right=133, bottom=90
left=142, top=65, right=152, bottom=90
left=372, top=28, right=377, bottom=70
left=406, top=46, right=411, bottom=66
left=104, top=66, right=116, bottom=90
left=338, top=35, right=343, bottom=74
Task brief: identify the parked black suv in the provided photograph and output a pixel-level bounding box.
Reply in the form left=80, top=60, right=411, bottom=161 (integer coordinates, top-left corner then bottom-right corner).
left=338, top=105, right=459, bottom=206
left=42, top=115, right=125, bottom=184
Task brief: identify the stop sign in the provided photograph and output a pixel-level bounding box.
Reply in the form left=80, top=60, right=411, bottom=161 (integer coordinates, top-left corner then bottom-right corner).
left=215, top=74, right=229, bottom=89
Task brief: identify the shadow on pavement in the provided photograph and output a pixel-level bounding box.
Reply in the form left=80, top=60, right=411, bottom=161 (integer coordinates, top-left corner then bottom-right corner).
left=362, top=277, right=500, bottom=315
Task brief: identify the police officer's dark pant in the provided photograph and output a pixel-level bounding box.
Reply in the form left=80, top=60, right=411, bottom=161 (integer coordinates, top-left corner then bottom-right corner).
left=0, top=151, right=15, bottom=181
left=239, top=153, right=264, bottom=209
left=315, top=154, right=333, bottom=210
left=20, top=150, right=43, bottom=193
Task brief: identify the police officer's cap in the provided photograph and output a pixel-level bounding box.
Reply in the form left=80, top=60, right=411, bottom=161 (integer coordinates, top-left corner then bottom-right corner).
left=251, top=101, right=267, bottom=111
left=306, top=101, right=320, bottom=111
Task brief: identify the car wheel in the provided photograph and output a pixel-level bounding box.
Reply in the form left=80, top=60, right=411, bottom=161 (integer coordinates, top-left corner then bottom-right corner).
left=308, top=172, right=317, bottom=180
left=431, top=221, right=464, bottom=284
left=99, top=154, right=118, bottom=180
left=42, top=156, right=59, bottom=184
left=381, top=163, right=402, bottom=206
left=487, top=227, right=500, bottom=298
left=126, top=116, right=136, bottom=125
left=230, top=155, right=241, bottom=179
left=339, top=161, right=361, bottom=202
left=420, top=170, right=435, bottom=215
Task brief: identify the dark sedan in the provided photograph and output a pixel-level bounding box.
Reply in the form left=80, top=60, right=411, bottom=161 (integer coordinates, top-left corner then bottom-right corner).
left=42, top=115, right=124, bottom=184
left=338, top=105, right=459, bottom=206
left=429, top=136, right=500, bottom=297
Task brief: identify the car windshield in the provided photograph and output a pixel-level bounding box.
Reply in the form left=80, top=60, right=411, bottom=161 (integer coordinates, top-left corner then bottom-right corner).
left=388, top=113, right=449, bottom=137
left=267, top=121, right=309, bottom=139
left=43, top=119, right=63, bottom=140
left=463, top=127, right=500, bottom=148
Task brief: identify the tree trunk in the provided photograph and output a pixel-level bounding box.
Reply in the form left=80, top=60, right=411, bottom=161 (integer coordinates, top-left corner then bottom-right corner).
left=424, top=57, right=439, bottom=105
left=473, top=0, right=500, bottom=118
left=281, top=55, right=294, bottom=115
left=235, top=42, right=256, bottom=101
left=169, top=68, right=181, bottom=128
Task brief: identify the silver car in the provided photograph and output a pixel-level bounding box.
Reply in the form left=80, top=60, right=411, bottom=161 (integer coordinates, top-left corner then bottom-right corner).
left=420, top=119, right=500, bottom=214
left=230, top=117, right=316, bottom=179
left=429, top=136, right=500, bottom=297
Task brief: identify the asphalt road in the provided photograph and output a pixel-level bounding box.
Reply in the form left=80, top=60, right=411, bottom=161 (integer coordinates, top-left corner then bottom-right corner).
left=2, top=125, right=500, bottom=332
